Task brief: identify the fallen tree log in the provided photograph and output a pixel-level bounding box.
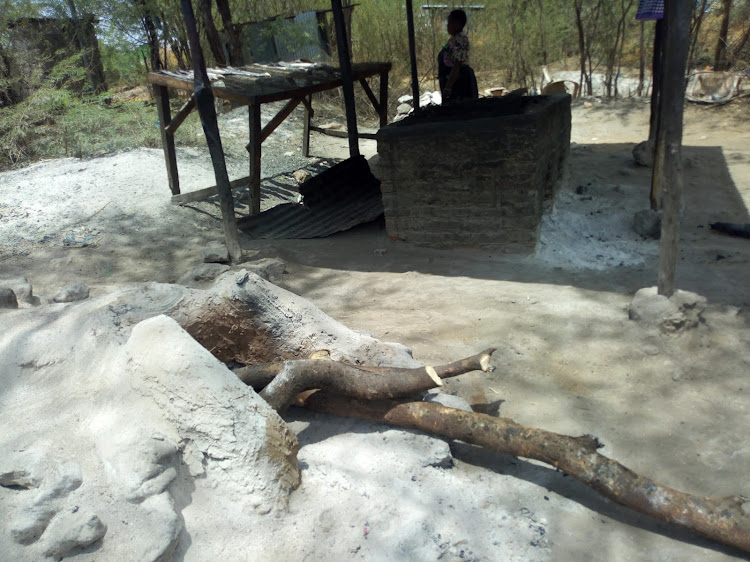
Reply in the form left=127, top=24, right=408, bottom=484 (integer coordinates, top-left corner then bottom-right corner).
left=246, top=348, right=495, bottom=411
left=292, top=391, right=750, bottom=554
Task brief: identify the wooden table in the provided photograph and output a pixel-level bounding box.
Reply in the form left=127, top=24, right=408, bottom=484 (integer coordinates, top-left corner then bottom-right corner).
left=148, top=61, right=391, bottom=212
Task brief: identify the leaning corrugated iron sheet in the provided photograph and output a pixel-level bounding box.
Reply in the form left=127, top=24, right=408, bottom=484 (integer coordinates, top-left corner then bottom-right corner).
left=237, top=156, right=383, bottom=239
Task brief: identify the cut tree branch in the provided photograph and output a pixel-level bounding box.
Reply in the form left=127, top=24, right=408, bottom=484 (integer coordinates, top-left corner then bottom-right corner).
left=294, top=392, right=750, bottom=554
left=247, top=348, right=495, bottom=411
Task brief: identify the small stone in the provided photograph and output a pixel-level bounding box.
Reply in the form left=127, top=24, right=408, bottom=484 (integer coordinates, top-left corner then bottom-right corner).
left=633, top=139, right=655, bottom=167
left=52, top=282, right=90, bottom=303
left=397, top=94, right=413, bottom=104
left=643, top=345, right=660, bottom=356
left=293, top=169, right=312, bottom=184
left=397, top=103, right=413, bottom=115
left=42, top=512, right=107, bottom=559
left=629, top=287, right=682, bottom=329
left=203, top=245, right=230, bottom=264
left=671, top=370, right=683, bottom=382
left=0, top=287, right=18, bottom=309
left=633, top=209, right=662, bottom=239
left=0, top=276, right=34, bottom=304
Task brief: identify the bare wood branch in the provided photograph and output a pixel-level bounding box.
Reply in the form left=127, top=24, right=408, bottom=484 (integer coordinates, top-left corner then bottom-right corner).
left=253, top=348, right=495, bottom=411
left=171, top=174, right=251, bottom=205
left=297, top=393, right=750, bottom=554
left=165, top=95, right=196, bottom=136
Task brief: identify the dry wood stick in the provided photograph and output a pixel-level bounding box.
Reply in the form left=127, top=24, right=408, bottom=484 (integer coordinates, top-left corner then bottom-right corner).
left=252, top=348, right=495, bottom=411
left=296, top=393, right=750, bottom=554
left=165, top=95, right=196, bottom=136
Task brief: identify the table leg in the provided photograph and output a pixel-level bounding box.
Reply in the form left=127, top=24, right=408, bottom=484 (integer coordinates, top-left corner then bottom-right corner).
left=302, top=95, right=312, bottom=157
left=154, top=85, right=180, bottom=195
left=248, top=103, right=262, bottom=215
left=379, top=70, right=389, bottom=128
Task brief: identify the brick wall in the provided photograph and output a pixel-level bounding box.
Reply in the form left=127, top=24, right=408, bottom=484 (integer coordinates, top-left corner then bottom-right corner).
left=376, top=94, right=571, bottom=252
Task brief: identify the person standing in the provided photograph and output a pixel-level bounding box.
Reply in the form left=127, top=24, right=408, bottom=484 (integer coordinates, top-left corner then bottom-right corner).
left=438, top=9, right=479, bottom=102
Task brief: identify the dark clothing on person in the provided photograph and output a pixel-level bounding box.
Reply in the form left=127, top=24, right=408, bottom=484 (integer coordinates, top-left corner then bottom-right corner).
left=438, top=48, right=478, bottom=101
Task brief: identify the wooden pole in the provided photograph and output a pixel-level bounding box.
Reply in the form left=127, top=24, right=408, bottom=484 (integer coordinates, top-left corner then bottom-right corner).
left=379, top=69, right=389, bottom=127
left=649, top=19, right=665, bottom=210
left=302, top=95, right=312, bottom=157
left=656, top=0, right=691, bottom=297
left=248, top=102, right=262, bottom=216
left=405, top=0, right=420, bottom=110
left=331, top=0, right=360, bottom=158
left=154, top=85, right=180, bottom=195
left=181, top=0, right=242, bottom=262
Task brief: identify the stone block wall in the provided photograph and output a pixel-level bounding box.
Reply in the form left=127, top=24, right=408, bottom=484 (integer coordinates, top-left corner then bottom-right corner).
left=376, top=94, right=571, bottom=252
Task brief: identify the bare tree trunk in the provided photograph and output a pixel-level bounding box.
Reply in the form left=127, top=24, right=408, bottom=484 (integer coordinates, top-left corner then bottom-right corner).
left=295, top=392, right=750, bottom=553
left=138, top=0, right=163, bottom=72
left=65, top=0, right=106, bottom=93
left=198, top=0, right=227, bottom=66
left=574, top=1, right=588, bottom=95
left=714, top=0, right=732, bottom=70
left=537, top=0, right=548, bottom=67
left=637, top=21, right=646, bottom=96
left=731, top=19, right=750, bottom=60
left=215, top=0, right=244, bottom=66
left=687, top=0, right=709, bottom=72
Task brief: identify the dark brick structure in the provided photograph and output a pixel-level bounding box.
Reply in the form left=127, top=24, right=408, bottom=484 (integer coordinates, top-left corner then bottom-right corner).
left=376, top=94, right=571, bottom=252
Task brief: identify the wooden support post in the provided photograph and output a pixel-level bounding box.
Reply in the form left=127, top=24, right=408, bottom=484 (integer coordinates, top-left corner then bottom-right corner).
left=649, top=19, right=666, bottom=211
left=379, top=69, right=389, bottom=128
left=165, top=95, right=196, bottom=136
left=656, top=0, right=690, bottom=297
left=258, top=97, right=303, bottom=145
left=154, top=85, right=180, bottom=195
left=359, top=78, right=381, bottom=114
left=248, top=102, right=262, bottom=215
left=331, top=0, right=359, bottom=157
left=405, top=0, right=420, bottom=110
left=171, top=175, right=251, bottom=205
left=302, top=95, right=312, bottom=157
left=180, top=0, right=242, bottom=262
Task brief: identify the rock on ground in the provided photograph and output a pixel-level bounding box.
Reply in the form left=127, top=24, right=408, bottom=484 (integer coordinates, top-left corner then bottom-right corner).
left=0, top=287, right=18, bottom=309
left=628, top=286, right=707, bottom=332
left=52, top=281, right=90, bottom=303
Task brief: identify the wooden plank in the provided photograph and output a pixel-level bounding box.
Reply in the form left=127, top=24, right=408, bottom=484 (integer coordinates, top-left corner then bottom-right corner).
left=359, top=78, right=381, bottom=113
left=171, top=175, right=251, bottom=205
left=153, top=84, right=180, bottom=195
left=148, top=71, right=253, bottom=104
left=656, top=0, right=691, bottom=297
left=165, top=95, right=196, bottom=136
left=309, top=125, right=377, bottom=140
left=248, top=103, right=262, bottom=215
left=148, top=63, right=392, bottom=107
left=379, top=69, right=389, bottom=128
left=259, top=97, right=303, bottom=144
left=181, top=0, right=242, bottom=262
left=331, top=0, right=360, bottom=157
left=405, top=0, right=420, bottom=110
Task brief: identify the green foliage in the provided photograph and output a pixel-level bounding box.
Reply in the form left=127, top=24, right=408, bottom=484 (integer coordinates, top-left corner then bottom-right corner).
left=99, top=41, right=146, bottom=88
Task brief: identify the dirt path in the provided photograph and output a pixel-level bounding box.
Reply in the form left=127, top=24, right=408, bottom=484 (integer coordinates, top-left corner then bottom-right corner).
left=1, top=97, right=749, bottom=560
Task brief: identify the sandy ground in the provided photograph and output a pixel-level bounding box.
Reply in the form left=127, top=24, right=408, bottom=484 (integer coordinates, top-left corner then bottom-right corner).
left=2, top=95, right=750, bottom=560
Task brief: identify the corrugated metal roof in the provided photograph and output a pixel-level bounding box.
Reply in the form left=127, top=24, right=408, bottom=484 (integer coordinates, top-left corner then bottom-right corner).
left=238, top=156, right=383, bottom=239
